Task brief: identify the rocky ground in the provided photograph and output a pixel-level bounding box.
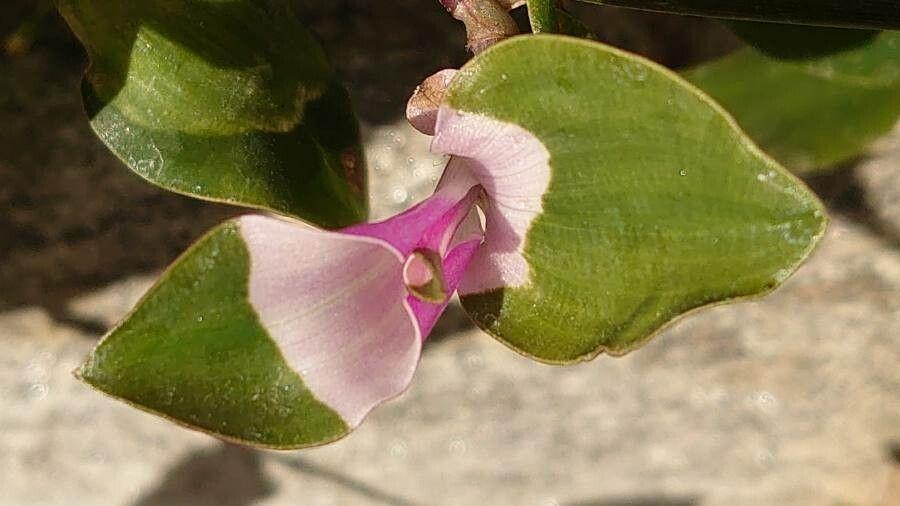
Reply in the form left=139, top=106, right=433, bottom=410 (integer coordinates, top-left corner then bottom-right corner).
left=1, top=3, right=899, bottom=505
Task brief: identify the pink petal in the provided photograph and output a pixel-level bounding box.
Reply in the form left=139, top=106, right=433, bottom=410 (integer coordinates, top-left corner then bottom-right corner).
left=343, top=174, right=484, bottom=336
left=240, top=215, right=418, bottom=427
left=238, top=180, right=484, bottom=427
left=431, top=106, right=551, bottom=295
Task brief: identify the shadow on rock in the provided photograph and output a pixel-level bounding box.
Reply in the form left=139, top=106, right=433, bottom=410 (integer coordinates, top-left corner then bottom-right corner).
left=273, top=455, right=422, bottom=506
left=134, top=444, right=273, bottom=506
left=566, top=495, right=700, bottom=506
left=805, top=163, right=900, bottom=251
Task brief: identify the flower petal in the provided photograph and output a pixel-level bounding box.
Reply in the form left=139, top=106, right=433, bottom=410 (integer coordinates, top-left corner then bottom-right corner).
left=405, top=205, right=484, bottom=336
left=238, top=178, right=485, bottom=426
left=343, top=174, right=485, bottom=336
left=341, top=171, right=480, bottom=257
left=240, top=215, right=420, bottom=428
left=432, top=106, right=552, bottom=295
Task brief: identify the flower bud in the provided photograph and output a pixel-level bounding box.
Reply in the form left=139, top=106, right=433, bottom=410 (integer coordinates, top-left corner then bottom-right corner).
left=407, top=69, right=458, bottom=135
left=440, top=0, right=519, bottom=54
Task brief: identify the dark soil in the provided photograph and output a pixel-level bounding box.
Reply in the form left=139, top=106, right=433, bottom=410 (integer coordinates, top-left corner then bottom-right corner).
left=0, top=11, right=235, bottom=313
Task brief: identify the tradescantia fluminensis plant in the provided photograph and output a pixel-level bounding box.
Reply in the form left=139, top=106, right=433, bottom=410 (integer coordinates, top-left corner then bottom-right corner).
left=56, top=0, right=900, bottom=448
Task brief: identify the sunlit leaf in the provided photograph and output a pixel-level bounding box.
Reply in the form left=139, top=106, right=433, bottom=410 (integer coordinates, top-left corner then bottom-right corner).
left=436, top=35, right=826, bottom=363
left=78, top=182, right=484, bottom=448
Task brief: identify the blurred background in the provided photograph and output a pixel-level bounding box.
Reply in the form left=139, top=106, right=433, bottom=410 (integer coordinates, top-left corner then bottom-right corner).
left=1, top=1, right=898, bottom=504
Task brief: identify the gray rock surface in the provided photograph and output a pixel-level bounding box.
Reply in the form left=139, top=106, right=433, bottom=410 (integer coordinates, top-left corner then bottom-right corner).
left=858, top=125, right=900, bottom=242
left=3, top=209, right=898, bottom=505
left=364, top=122, right=450, bottom=220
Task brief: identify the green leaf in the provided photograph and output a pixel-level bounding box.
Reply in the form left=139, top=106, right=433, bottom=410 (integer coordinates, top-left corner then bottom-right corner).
left=526, top=0, right=593, bottom=37
left=684, top=28, right=900, bottom=174
left=726, top=21, right=885, bottom=58
left=58, top=0, right=367, bottom=227
left=446, top=35, right=827, bottom=363
left=526, top=0, right=558, bottom=33
left=78, top=222, right=349, bottom=448
left=572, top=0, right=900, bottom=30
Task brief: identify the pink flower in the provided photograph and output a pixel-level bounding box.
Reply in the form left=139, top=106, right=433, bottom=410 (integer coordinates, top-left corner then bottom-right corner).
left=233, top=72, right=551, bottom=430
